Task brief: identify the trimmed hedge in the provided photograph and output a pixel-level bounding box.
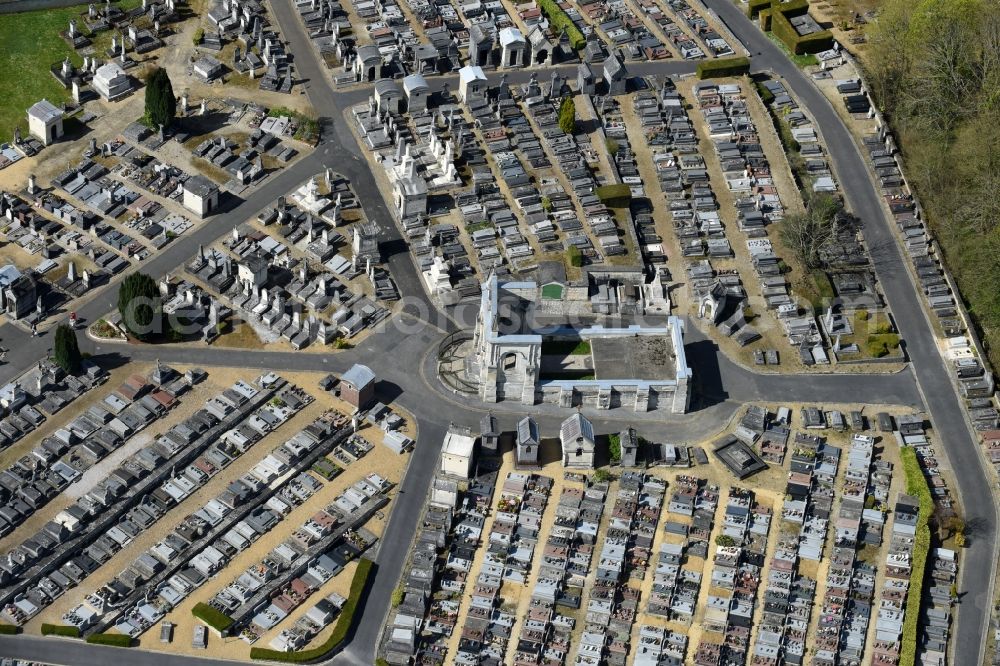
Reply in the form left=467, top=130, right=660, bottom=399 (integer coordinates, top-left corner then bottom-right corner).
left=86, top=633, right=134, bottom=647
left=899, top=447, right=933, bottom=666
left=40, top=624, right=81, bottom=638
left=595, top=183, right=632, bottom=205
left=770, top=6, right=833, bottom=54
left=538, top=0, right=585, bottom=50
left=192, top=603, right=235, bottom=634
left=0, top=623, right=19, bottom=635
left=250, top=558, right=374, bottom=663
left=696, top=56, right=751, bottom=79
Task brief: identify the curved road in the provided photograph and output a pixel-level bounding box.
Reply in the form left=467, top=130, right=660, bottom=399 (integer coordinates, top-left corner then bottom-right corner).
left=0, top=0, right=993, bottom=663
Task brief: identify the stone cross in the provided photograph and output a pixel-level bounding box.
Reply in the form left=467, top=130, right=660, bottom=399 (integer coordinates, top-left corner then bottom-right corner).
left=69, top=19, right=77, bottom=38
left=111, top=35, right=118, bottom=51
left=89, top=3, right=96, bottom=18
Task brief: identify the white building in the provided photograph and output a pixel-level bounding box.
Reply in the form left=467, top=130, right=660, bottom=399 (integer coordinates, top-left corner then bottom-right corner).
left=560, top=413, right=596, bottom=469
left=440, top=426, right=476, bottom=479
left=403, top=73, right=429, bottom=113
left=182, top=175, right=220, bottom=217
left=27, top=100, right=64, bottom=146
left=458, top=65, right=488, bottom=102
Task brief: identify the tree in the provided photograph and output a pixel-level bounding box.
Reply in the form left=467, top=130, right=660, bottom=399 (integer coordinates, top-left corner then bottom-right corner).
left=566, top=244, right=583, bottom=268
left=608, top=434, right=621, bottom=463
left=558, top=96, right=576, bottom=134
left=715, top=534, right=736, bottom=547
left=53, top=324, right=81, bottom=374
left=144, top=67, right=177, bottom=129
left=592, top=468, right=612, bottom=483
left=779, top=192, right=844, bottom=269
left=117, top=272, right=161, bottom=340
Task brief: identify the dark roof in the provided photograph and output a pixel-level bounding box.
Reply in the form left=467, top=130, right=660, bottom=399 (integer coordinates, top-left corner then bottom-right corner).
left=184, top=175, right=219, bottom=197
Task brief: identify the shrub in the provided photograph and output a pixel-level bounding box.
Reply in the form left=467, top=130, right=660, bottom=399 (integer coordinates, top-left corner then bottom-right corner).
left=250, top=558, right=374, bottom=662
left=747, top=0, right=772, bottom=19
left=715, top=534, right=736, bottom=547
left=607, top=434, right=621, bottom=463
left=193, top=27, right=204, bottom=46
left=41, top=624, right=81, bottom=638
left=595, top=183, right=632, bottom=206
left=558, top=96, right=576, bottom=134
left=566, top=245, right=583, bottom=268
left=696, top=56, right=751, bottom=79
left=899, top=447, right=932, bottom=666
left=117, top=272, right=161, bottom=340
left=192, top=603, right=234, bottom=634
left=86, top=633, right=133, bottom=647
left=538, top=0, right=585, bottom=49
left=771, top=8, right=832, bottom=54
left=0, top=624, right=18, bottom=635
left=53, top=323, right=82, bottom=374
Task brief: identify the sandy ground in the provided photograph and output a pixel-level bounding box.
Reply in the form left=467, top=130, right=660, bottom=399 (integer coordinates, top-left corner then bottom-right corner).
left=12, top=364, right=413, bottom=663
left=433, top=400, right=916, bottom=664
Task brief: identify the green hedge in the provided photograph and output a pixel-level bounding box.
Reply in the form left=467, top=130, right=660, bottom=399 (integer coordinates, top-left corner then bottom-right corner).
left=770, top=8, right=833, bottom=54
left=192, top=603, right=235, bottom=634
left=86, top=633, right=134, bottom=647
left=696, top=56, right=751, bottom=80
left=0, top=623, right=19, bottom=635
left=538, top=0, right=585, bottom=50
left=40, top=624, right=81, bottom=638
left=595, top=183, right=632, bottom=205
left=899, top=446, right=933, bottom=666
left=250, top=558, right=374, bottom=663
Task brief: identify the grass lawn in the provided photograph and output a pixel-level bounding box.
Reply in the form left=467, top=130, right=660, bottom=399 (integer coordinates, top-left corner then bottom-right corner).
left=0, top=1, right=142, bottom=143
left=541, top=340, right=591, bottom=356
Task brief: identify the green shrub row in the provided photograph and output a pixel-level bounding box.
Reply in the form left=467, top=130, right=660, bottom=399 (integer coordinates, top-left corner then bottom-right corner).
left=899, top=447, right=933, bottom=666
left=250, top=558, right=374, bottom=663
left=747, top=0, right=772, bottom=19
left=0, top=623, right=19, bottom=635
left=696, top=56, right=751, bottom=80
left=40, top=624, right=81, bottom=638
left=538, top=0, right=585, bottom=50
left=595, top=183, right=632, bottom=205
left=771, top=9, right=833, bottom=54
left=86, top=633, right=134, bottom=647
left=192, top=603, right=235, bottom=634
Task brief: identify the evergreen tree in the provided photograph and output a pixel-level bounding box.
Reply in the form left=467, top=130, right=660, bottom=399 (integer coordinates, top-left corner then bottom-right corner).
left=144, top=68, right=177, bottom=129
left=117, top=272, right=161, bottom=340
left=53, top=324, right=81, bottom=374
left=558, top=96, right=576, bottom=134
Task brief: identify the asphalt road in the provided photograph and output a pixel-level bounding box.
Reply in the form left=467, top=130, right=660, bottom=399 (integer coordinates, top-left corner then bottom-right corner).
left=0, top=0, right=992, bottom=663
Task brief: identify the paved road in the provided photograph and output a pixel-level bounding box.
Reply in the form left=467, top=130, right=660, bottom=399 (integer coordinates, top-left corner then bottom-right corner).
left=701, top=0, right=998, bottom=661
left=0, top=0, right=991, bottom=663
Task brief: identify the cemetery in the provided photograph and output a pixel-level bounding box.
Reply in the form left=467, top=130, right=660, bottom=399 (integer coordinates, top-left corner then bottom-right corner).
left=379, top=400, right=961, bottom=665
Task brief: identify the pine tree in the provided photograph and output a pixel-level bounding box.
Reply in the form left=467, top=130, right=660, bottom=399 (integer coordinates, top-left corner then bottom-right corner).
left=144, top=68, right=177, bottom=129
left=117, top=272, right=161, bottom=339
left=53, top=324, right=81, bottom=374
left=558, top=96, right=576, bottom=134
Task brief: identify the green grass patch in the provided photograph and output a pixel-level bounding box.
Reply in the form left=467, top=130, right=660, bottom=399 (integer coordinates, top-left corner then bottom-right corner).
left=541, top=283, right=564, bottom=300
left=538, top=0, right=585, bottom=49
left=267, top=107, right=320, bottom=144
left=192, top=603, right=234, bottom=634
left=40, top=624, right=81, bottom=638
left=0, top=1, right=141, bottom=142
left=250, top=558, right=374, bottom=662
left=86, top=633, right=134, bottom=647
left=542, top=340, right=591, bottom=356
left=899, top=447, right=932, bottom=666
